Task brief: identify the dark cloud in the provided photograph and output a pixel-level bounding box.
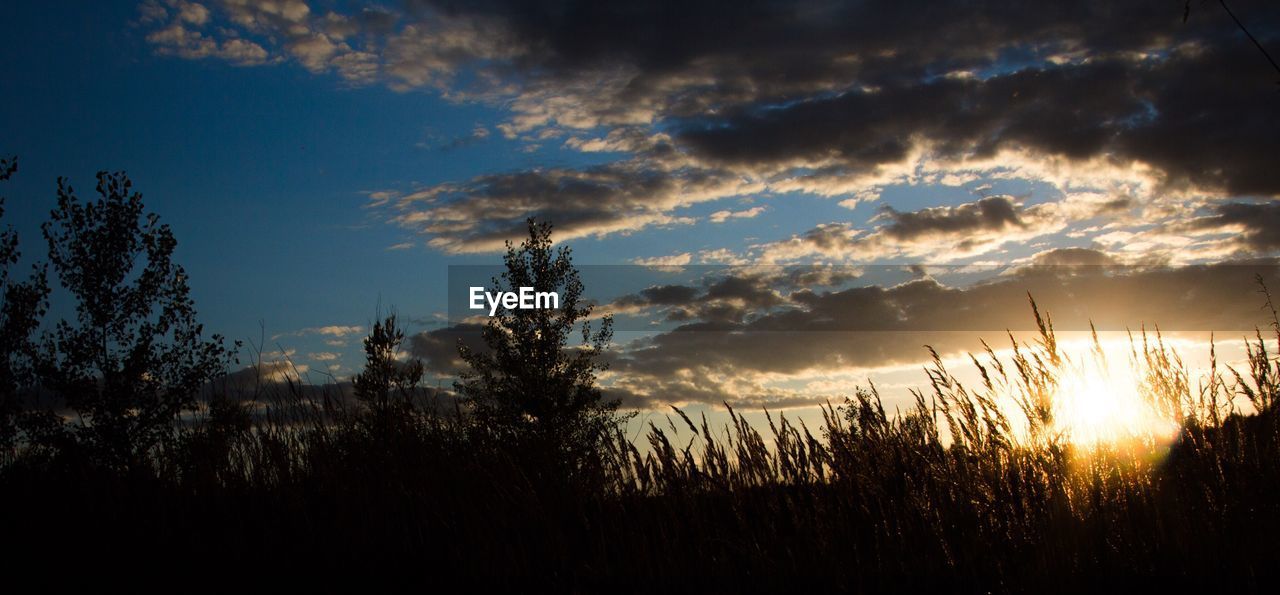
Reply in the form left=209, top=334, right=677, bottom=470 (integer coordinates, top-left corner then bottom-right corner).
left=760, top=195, right=1067, bottom=262
left=420, top=0, right=1277, bottom=198
left=616, top=284, right=701, bottom=307
left=704, top=275, right=785, bottom=308
left=413, top=0, right=1227, bottom=110
left=602, top=383, right=824, bottom=412
left=678, top=45, right=1280, bottom=195
left=765, top=265, right=866, bottom=290
left=877, top=196, right=1025, bottom=241
left=379, top=159, right=757, bottom=253
left=608, top=269, right=796, bottom=324
left=407, top=323, right=488, bottom=375
left=1191, top=200, right=1280, bottom=252
left=1030, top=247, right=1118, bottom=267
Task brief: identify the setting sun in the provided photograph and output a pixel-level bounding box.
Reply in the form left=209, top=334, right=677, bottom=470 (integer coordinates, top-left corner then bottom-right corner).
left=1050, top=346, right=1180, bottom=446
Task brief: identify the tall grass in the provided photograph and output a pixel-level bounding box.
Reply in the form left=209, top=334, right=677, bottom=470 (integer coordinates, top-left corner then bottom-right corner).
left=3, top=296, right=1279, bottom=590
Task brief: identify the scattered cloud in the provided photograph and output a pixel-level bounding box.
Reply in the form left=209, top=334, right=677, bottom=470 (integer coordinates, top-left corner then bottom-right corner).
left=272, top=324, right=364, bottom=340
left=633, top=253, right=692, bottom=267
left=709, top=206, right=765, bottom=223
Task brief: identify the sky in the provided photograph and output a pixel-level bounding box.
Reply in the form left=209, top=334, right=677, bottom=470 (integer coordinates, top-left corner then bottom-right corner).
left=2, top=1, right=1279, bottom=417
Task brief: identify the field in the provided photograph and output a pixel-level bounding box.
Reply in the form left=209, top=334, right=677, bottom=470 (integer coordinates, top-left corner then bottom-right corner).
left=4, top=300, right=1278, bottom=591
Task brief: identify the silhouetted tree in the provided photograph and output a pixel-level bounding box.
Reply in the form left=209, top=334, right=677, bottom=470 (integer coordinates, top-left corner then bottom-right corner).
left=455, top=218, right=623, bottom=467
left=0, top=157, right=51, bottom=457
left=36, top=171, right=235, bottom=468
left=353, top=312, right=424, bottom=430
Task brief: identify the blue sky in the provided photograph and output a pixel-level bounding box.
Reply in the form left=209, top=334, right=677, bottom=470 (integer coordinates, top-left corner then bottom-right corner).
left=3, top=1, right=1278, bottom=411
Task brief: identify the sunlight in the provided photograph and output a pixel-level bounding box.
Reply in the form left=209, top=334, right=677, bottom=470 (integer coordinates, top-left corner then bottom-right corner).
left=1051, top=347, right=1179, bottom=446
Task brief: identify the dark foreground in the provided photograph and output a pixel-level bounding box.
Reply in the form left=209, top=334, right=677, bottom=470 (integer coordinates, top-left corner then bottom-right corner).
left=4, top=392, right=1279, bottom=592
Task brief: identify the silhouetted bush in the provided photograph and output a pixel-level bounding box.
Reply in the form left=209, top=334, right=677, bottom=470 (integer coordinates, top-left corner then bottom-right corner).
left=352, top=312, right=423, bottom=436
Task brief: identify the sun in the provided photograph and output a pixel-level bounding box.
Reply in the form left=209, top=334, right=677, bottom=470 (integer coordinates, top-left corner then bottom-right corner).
left=1050, top=347, right=1179, bottom=446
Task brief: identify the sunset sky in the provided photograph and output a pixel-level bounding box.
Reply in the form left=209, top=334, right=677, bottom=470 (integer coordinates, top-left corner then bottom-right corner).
left=3, top=1, right=1278, bottom=415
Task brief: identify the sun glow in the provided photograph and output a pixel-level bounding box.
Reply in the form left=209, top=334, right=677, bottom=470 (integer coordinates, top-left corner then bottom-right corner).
left=1050, top=346, right=1179, bottom=446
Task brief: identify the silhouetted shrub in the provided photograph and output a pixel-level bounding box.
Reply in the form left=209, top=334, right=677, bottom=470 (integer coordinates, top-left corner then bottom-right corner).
left=352, top=311, right=424, bottom=437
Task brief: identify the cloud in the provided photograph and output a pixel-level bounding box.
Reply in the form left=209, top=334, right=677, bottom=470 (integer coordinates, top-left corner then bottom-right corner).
left=621, top=284, right=702, bottom=307
left=222, top=358, right=308, bottom=386
left=1028, top=247, right=1118, bottom=267
left=633, top=253, right=692, bottom=267
left=709, top=206, right=765, bottom=223
left=757, top=195, right=1079, bottom=263
left=676, top=42, right=1280, bottom=197
left=145, top=20, right=270, bottom=65
left=877, top=196, right=1024, bottom=241
left=407, top=323, right=488, bottom=375
left=1077, top=199, right=1280, bottom=264
left=271, top=324, right=364, bottom=341
left=375, top=159, right=760, bottom=253
left=173, top=0, right=210, bottom=25
left=305, top=325, right=363, bottom=336
left=143, top=2, right=1279, bottom=181
left=141, top=0, right=391, bottom=82
left=1187, top=200, right=1280, bottom=253
left=419, top=124, right=493, bottom=151
left=333, top=2, right=1277, bottom=201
